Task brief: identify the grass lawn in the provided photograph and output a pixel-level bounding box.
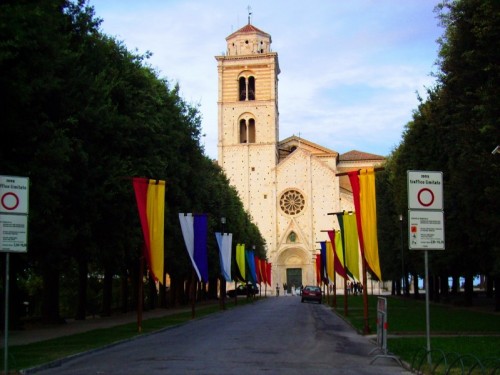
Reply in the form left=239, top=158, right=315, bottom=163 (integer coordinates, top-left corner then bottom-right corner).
left=330, top=294, right=500, bottom=374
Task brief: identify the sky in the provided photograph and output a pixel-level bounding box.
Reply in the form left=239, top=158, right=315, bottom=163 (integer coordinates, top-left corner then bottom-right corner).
left=88, top=0, right=443, bottom=160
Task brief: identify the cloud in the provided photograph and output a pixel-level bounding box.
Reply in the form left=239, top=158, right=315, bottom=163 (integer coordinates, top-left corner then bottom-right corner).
left=90, top=0, right=442, bottom=159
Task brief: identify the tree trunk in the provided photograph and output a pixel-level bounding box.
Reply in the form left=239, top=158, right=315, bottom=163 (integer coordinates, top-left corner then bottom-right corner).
left=41, top=264, right=61, bottom=324
left=159, top=272, right=167, bottom=308
left=130, top=260, right=140, bottom=311
left=102, top=267, right=113, bottom=316
left=463, top=274, right=474, bottom=306
left=208, top=276, right=218, bottom=299
left=75, top=258, right=87, bottom=320
left=433, top=275, right=440, bottom=303
left=451, top=275, right=459, bottom=294
left=440, top=274, right=449, bottom=299
left=148, top=273, right=157, bottom=310
left=391, top=279, right=396, bottom=295
left=486, top=275, right=494, bottom=298
left=494, top=277, right=500, bottom=312
left=120, top=268, right=129, bottom=313
left=413, top=272, right=420, bottom=299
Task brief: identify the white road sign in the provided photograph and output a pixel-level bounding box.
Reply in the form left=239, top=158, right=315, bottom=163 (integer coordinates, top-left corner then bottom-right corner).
left=0, top=175, right=29, bottom=214
left=407, top=171, right=443, bottom=210
left=0, top=214, right=28, bottom=253
left=408, top=210, right=445, bottom=250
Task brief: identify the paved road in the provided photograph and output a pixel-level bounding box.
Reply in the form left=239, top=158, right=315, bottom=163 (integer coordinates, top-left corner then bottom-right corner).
left=32, top=296, right=410, bottom=374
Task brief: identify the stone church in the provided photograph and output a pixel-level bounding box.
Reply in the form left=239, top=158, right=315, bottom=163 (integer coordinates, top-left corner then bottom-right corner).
left=215, top=20, right=384, bottom=290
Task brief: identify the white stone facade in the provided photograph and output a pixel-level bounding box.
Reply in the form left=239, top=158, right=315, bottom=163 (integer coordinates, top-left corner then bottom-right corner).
left=216, top=22, right=383, bottom=290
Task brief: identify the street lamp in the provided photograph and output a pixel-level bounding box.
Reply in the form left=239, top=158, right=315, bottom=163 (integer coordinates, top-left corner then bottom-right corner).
left=399, top=214, right=406, bottom=296
left=221, top=217, right=226, bottom=233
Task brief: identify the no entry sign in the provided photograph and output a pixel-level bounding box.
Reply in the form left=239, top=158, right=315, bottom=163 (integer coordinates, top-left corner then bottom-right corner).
left=0, top=175, right=29, bottom=214
left=407, top=171, right=443, bottom=210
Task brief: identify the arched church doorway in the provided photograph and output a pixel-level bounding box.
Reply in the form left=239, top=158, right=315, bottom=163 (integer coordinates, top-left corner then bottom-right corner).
left=286, top=268, right=302, bottom=294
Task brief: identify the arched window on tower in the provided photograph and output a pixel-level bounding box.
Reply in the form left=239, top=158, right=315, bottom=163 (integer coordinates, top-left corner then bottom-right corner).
left=248, top=119, right=255, bottom=143
left=239, top=77, right=246, bottom=101
left=239, top=119, right=247, bottom=143
left=248, top=76, right=255, bottom=100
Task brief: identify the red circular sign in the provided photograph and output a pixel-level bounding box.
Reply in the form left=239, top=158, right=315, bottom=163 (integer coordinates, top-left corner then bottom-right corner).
left=1, top=192, right=20, bottom=210
left=417, top=188, right=434, bottom=207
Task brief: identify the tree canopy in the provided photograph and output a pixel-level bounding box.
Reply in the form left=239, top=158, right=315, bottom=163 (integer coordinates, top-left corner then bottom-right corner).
left=0, top=0, right=265, bottom=322
left=376, top=0, right=499, bottom=306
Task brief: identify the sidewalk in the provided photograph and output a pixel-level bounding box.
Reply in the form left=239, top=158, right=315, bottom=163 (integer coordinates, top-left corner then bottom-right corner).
left=1, top=306, right=193, bottom=348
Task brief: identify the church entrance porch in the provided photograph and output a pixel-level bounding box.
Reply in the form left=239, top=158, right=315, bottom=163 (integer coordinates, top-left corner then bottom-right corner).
left=273, top=246, right=314, bottom=295
left=286, top=268, right=302, bottom=295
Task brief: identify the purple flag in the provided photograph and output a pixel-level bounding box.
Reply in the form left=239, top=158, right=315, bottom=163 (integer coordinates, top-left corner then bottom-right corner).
left=194, top=214, right=208, bottom=283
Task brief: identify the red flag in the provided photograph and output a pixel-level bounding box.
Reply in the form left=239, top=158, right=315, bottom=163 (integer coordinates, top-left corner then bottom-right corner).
left=316, top=254, right=322, bottom=286
left=348, top=171, right=365, bottom=258
left=266, top=262, right=272, bottom=286
left=132, top=178, right=151, bottom=270
left=260, top=259, right=267, bottom=285
left=132, top=177, right=165, bottom=283
left=254, top=256, right=262, bottom=284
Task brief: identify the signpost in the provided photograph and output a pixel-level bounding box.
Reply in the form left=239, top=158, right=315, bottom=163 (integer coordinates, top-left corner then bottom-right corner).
left=407, top=170, right=444, bottom=366
left=1, top=175, right=29, bottom=374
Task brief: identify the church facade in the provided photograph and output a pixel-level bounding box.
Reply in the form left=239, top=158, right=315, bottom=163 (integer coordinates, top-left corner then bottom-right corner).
left=215, top=21, right=384, bottom=290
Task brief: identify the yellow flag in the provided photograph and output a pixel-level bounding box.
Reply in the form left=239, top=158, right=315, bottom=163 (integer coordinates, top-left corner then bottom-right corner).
left=334, top=231, right=345, bottom=269
left=236, top=244, right=246, bottom=281
left=343, top=213, right=360, bottom=281
left=147, top=179, right=165, bottom=283
left=359, top=169, right=382, bottom=280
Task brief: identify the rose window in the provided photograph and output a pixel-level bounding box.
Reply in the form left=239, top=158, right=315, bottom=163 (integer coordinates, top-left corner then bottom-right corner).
left=279, top=189, right=305, bottom=215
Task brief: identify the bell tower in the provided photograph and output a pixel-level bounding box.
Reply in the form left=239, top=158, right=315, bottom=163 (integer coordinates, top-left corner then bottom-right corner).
left=215, top=19, right=280, bottom=245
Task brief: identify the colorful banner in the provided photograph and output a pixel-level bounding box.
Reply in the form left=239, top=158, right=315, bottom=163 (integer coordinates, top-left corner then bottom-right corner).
left=266, top=262, right=272, bottom=286
left=254, top=256, right=263, bottom=284
left=320, top=241, right=327, bottom=283
left=343, top=212, right=360, bottom=281
left=179, top=213, right=209, bottom=283
left=316, top=254, right=322, bottom=286
left=246, top=250, right=257, bottom=285
left=215, top=232, right=232, bottom=281
left=132, top=177, right=165, bottom=283
left=193, top=214, right=208, bottom=283
left=348, top=169, right=382, bottom=280
left=236, top=244, right=246, bottom=281
left=326, top=241, right=334, bottom=284
left=327, top=230, right=348, bottom=279
left=358, top=168, right=382, bottom=280
left=348, top=171, right=365, bottom=258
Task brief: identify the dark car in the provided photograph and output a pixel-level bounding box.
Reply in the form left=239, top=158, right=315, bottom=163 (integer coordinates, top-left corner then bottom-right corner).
left=301, top=285, right=322, bottom=303
left=227, top=284, right=259, bottom=298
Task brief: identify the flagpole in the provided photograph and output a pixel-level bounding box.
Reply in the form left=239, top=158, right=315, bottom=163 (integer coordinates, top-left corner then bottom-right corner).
left=333, top=271, right=337, bottom=308
left=191, top=270, right=197, bottom=319
left=361, top=257, right=370, bottom=334
left=220, top=219, right=226, bottom=310
left=137, top=254, right=144, bottom=333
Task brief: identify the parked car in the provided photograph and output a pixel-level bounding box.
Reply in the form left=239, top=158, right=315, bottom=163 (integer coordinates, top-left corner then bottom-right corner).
left=227, top=284, right=259, bottom=298
left=301, top=285, right=322, bottom=304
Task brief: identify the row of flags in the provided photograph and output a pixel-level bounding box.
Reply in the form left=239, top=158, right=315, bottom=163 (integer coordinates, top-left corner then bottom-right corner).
left=231, top=243, right=272, bottom=286
left=316, top=168, right=382, bottom=286
left=132, top=167, right=380, bottom=293
left=132, top=177, right=271, bottom=288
